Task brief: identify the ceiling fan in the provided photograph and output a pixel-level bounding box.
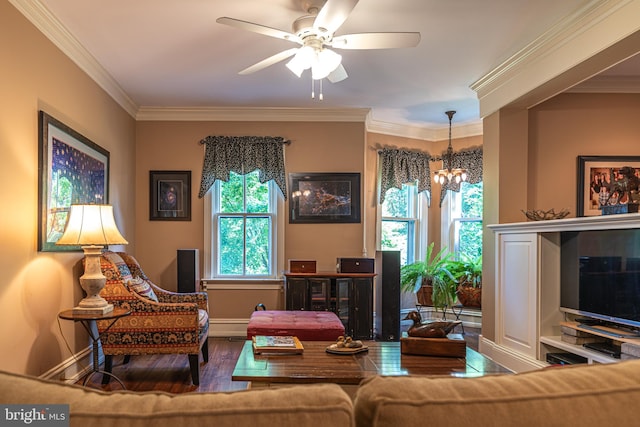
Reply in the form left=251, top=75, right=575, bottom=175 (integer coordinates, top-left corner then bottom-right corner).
left=216, top=0, right=420, bottom=84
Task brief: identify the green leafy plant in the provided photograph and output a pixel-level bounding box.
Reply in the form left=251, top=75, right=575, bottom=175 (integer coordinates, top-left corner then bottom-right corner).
left=454, top=254, right=482, bottom=288
left=451, top=254, right=483, bottom=308
left=400, top=242, right=457, bottom=309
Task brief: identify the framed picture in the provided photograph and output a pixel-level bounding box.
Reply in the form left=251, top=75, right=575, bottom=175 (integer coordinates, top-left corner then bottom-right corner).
left=577, top=155, right=640, bottom=216
left=38, top=111, right=109, bottom=252
left=149, top=170, right=191, bottom=221
left=289, top=173, right=361, bottom=224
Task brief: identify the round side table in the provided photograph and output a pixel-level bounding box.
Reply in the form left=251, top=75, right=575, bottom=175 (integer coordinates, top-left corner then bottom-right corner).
left=58, top=307, right=130, bottom=389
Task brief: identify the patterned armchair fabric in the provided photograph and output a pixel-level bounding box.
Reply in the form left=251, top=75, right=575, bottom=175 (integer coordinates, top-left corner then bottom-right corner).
left=95, top=251, right=209, bottom=385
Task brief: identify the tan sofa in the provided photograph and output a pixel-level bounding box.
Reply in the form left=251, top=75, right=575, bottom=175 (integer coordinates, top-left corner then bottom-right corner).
left=4, top=359, right=640, bottom=427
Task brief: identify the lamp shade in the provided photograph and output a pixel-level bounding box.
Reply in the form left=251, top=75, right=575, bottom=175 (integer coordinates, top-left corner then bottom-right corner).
left=56, top=204, right=128, bottom=246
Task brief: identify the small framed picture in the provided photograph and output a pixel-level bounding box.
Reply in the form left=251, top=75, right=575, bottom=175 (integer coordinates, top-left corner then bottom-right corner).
left=149, top=170, right=191, bottom=221
left=577, top=155, right=640, bottom=216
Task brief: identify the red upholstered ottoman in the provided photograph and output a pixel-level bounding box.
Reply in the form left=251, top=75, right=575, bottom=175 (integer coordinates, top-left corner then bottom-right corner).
left=247, top=310, right=345, bottom=341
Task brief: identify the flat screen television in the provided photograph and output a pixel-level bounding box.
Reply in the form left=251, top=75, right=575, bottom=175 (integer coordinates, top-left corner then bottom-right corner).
left=560, top=229, right=640, bottom=329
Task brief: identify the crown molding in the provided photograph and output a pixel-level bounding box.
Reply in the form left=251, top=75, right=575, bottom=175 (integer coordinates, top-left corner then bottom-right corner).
left=13, top=0, right=481, bottom=138
left=135, top=106, right=371, bottom=122
left=567, top=75, right=640, bottom=93
left=366, top=119, right=483, bottom=142
left=470, top=0, right=633, bottom=116
left=10, top=0, right=139, bottom=117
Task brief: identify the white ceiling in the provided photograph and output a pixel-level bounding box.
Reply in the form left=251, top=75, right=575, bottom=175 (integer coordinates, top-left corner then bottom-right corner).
left=22, top=0, right=600, bottom=130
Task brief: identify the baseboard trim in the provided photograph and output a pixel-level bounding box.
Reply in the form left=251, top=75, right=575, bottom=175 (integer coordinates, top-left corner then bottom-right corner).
left=41, top=347, right=93, bottom=383
left=479, top=337, right=547, bottom=373
left=209, top=318, right=249, bottom=338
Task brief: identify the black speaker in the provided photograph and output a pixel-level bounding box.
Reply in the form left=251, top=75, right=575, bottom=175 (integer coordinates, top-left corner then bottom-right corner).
left=177, top=249, right=199, bottom=293
left=374, top=251, right=401, bottom=341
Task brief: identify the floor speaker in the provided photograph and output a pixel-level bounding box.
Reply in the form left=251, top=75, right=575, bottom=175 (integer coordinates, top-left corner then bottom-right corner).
left=177, top=249, right=199, bottom=293
left=374, top=250, right=401, bottom=341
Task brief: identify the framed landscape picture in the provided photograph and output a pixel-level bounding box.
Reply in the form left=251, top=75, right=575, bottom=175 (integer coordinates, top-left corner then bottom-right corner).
left=38, top=111, right=109, bottom=252
left=289, top=173, right=361, bottom=224
left=577, top=155, right=640, bottom=216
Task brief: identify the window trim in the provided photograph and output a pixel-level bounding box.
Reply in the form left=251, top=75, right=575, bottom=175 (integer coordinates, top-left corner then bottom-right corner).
left=376, top=182, right=430, bottom=265
left=204, top=178, right=284, bottom=280
left=441, top=183, right=483, bottom=259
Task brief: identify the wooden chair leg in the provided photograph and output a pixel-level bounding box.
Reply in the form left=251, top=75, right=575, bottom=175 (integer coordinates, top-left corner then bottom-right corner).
left=201, top=337, right=209, bottom=363
left=188, top=354, right=200, bottom=385
left=102, top=355, right=113, bottom=385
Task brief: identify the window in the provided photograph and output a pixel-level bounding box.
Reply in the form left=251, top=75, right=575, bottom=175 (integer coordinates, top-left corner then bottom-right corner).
left=442, top=181, right=483, bottom=260
left=379, top=183, right=428, bottom=265
left=207, top=170, right=281, bottom=278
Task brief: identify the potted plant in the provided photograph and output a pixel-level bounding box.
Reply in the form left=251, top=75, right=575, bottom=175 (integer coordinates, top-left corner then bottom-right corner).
left=453, top=254, right=482, bottom=308
left=400, top=242, right=457, bottom=310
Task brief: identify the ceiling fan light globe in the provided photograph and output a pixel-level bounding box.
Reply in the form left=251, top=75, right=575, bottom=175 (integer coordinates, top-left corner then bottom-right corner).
left=312, top=48, right=342, bottom=79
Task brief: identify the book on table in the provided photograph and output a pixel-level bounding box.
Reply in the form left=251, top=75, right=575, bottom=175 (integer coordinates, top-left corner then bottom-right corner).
left=252, top=336, right=304, bottom=354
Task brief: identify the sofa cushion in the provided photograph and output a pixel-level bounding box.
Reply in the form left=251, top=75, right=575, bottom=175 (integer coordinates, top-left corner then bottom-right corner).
left=247, top=310, right=345, bottom=341
left=103, top=251, right=133, bottom=282
left=127, top=277, right=159, bottom=302
left=353, top=359, right=640, bottom=427
left=0, top=370, right=353, bottom=427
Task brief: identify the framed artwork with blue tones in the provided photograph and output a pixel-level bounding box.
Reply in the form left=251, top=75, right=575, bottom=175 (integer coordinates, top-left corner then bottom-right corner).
left=38, top=111, right=110, bottom=251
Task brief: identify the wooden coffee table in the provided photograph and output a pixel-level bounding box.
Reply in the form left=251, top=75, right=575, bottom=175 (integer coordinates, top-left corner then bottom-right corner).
left=232, top=340, right=510, bottom=395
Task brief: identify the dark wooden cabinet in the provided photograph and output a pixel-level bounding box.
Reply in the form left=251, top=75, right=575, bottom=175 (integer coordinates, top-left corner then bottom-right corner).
left=284, top=272, right=375, bottom=339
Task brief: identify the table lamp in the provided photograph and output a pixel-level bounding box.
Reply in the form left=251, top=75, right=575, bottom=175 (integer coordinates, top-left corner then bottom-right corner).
left=56, top=204, right=128, bottom=314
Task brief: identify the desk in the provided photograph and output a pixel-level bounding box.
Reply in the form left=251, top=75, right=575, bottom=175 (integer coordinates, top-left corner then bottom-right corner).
left=58, top=308, right=130, bottom=389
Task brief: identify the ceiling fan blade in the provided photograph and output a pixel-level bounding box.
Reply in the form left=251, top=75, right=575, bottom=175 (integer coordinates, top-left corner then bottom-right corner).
left=313, top=0, right=359, bottom=34
left=239, top=48, right=299, bottom=75
left=327, top=64, right=348, bottom=83
left=216, top=17, right=300, bottom=43
left=332, top=32, right=421, bottom=49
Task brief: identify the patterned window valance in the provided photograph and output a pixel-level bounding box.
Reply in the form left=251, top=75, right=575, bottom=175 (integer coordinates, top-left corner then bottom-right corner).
left=198, top=136, right=289, bottom=199
left=379, top=148, right=432, bottom=204
left=434, top=146, right=483, bottom=206
left=379, top=146, right=483, bottom=206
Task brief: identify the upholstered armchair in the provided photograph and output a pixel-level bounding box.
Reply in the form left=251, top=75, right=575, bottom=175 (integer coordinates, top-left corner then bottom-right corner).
left=95, top=251, right=209, bottom=385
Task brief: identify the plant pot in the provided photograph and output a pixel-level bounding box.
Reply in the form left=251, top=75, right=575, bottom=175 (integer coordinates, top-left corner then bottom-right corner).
left=456, top=283, right=481, bottom=308
left=416, top=284, right=433, bottom=306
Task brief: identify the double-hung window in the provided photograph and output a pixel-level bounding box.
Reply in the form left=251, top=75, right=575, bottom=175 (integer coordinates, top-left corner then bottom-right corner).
left=379, top=183, right=429, bottom=266
left=207, top=170, right=281, bottom=278
left=442, top=181, right=483, bottom=260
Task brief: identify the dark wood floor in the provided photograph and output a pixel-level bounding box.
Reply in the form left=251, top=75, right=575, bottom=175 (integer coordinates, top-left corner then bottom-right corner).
left=83, top=327, right=485, bottom=393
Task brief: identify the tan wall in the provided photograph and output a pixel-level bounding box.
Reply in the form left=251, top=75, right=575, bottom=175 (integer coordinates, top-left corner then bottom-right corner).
left=135, top=120, right=367, bottom=285
left=529, top=93, right=640, bottom=213
left=0, top=1, right=135, bottom=376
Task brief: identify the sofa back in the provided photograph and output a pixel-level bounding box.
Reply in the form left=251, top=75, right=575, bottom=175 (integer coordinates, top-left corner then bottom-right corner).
left=353, top=359, right=640, bottom=427
left=0, top=370, right=354, bottom=427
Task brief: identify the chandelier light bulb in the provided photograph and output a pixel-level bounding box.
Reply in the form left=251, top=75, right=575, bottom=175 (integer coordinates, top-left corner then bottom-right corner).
left=455, top=174, right=461, bottom=184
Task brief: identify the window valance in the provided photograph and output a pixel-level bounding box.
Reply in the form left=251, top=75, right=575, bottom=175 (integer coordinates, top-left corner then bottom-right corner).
left=379, top=148, right=432, bottom=204
left=379, top=146, right=483, bottom=206
left=198, top=135, right=289, bottom=199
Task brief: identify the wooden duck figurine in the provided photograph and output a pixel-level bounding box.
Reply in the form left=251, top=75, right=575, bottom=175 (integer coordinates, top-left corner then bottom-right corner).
left=403, top=310, right=461, bottom=338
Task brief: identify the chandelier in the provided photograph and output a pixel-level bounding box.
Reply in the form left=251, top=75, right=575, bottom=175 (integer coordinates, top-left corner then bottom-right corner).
left=434, top=110, right=467, bottom=185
